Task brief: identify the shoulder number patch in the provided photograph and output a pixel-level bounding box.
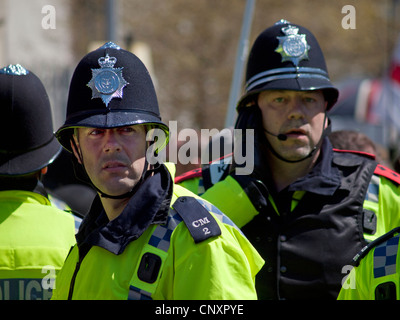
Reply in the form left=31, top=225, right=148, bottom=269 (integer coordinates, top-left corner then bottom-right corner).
left=172, top=196, right=221, bottom=243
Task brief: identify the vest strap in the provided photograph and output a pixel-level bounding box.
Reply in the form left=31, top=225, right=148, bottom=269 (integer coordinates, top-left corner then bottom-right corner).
left=128, top=196, right=222, bottom=299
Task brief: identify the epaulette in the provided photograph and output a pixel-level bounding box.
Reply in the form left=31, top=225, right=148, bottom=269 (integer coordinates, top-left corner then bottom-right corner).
left=374, top=164, right=400, bottom=186
left=333, top=148, right=376, bottom=160
left=173, top=196, right=221, bottom=243
left=333, top=148, right=400, bottom=185
left=353, top=226, right=400, bottom=266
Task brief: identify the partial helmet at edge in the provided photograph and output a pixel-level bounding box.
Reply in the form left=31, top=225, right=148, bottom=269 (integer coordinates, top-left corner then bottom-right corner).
left=0, top=64, right=61, bottom=175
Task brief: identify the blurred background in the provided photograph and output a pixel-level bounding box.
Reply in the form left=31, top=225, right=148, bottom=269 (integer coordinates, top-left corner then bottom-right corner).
left=1, top=0, right=400, bottom=167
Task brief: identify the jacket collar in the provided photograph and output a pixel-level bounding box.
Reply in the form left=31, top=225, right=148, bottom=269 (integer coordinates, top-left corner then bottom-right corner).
left=286, top=138, right=341, bottom=196
left=0, top=178, right=49, bottom=198
left=76, top=163, right=173, bottom=255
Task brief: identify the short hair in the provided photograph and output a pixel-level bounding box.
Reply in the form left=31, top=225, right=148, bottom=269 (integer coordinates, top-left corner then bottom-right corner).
left=329, top=130, right=377, bottom=154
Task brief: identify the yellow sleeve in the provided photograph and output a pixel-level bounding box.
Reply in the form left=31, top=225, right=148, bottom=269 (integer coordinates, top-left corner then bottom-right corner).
left=363, top=175, right=400, bottom=243
left=178, top=177, right=201, bottom=195
left=377, top=177, right=400, bottom=233
left=202, top=175, right=259, bottom=228
left=153, top=220, right=264, bottom=300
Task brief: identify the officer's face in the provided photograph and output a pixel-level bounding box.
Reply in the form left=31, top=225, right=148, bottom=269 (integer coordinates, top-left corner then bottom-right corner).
left=72, top=125, right=147, bottom=197
left=258, top=89, right=327, bottom=162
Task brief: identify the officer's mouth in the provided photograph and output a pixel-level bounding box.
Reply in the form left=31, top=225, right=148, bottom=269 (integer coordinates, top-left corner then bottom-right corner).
left=284, top=128, right=307, bottom=139
left=102, top=161, right=127, bottom=172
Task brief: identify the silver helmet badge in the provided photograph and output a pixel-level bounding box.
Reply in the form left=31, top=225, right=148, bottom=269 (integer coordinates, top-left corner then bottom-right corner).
left=275, top=25, right=310, bottom=66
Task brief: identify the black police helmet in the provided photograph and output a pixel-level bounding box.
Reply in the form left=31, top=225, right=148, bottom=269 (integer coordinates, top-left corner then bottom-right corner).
left=56, top=42, right=169, bottom=153
left=238, top=20, right=339, bottom=111
left=0, top=65, right=61, bottom=176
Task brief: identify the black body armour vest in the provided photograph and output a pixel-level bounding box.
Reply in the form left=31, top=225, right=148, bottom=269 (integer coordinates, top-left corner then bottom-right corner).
left=242, top=152, right=377, bottom=299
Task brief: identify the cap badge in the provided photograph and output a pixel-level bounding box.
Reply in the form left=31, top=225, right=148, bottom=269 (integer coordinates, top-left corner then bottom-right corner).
left=87, top=53, right=129, bottom=107
left=275, top=25, right=310, bottom=66
left=0, top=64, right=29, bottom=75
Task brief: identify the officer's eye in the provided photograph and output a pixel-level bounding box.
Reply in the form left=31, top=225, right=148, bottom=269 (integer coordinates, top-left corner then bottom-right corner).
left=304, top=97, right=316, bottom=103
left=302, top=91, right=323, bottom=104
left=273, top=97, right=286, bottom=103
left=88, top=128, right=104, bottom=136
left=118, top=126, right=136, bottom=134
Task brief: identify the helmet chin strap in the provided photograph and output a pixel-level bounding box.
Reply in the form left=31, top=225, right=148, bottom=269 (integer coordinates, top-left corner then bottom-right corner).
left=264, top=112, right=330, bottom=164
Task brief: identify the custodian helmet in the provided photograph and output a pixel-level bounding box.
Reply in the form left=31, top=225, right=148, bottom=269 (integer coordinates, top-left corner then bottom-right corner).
left=0, top=64, right=61, bottom=175
left=56, top=42, right=169, bottom=153
left=237, top=19, right=339, bottom=111
left=234, top=20, right=338, bottom=166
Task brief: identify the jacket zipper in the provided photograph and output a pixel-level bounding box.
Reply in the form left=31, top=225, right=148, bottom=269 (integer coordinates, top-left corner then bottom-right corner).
left=68, top=259, right=82, bottom=300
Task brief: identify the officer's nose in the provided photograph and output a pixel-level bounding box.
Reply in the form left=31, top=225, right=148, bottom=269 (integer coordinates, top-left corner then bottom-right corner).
left=103, top=130, right=121, bottom=153
left=287, top=96, right=306, bottom=120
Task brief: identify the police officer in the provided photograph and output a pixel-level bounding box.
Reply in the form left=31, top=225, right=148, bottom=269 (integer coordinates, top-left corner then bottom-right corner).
left=51, top=43, right=263, bottom=300
left=177, top=20, right=400, bottom=299
left=338, top=226, right=400, bottom=300
left=0, top=64, right=77, bottom=300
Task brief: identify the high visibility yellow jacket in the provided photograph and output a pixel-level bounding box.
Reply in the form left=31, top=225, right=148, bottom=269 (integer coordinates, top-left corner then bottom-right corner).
left=0, top=190, right=77, bottom=300
left=338, top=227, right=400, bottom=300
left=51, top=163, right=264, bottom=300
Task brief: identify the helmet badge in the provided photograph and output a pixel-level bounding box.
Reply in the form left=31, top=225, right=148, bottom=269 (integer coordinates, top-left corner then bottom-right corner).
left=87, top=53, right=129, bottom=107
left=275, top=25, right=310, bottom=66
left=0, top=64, right=29, bottom=75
